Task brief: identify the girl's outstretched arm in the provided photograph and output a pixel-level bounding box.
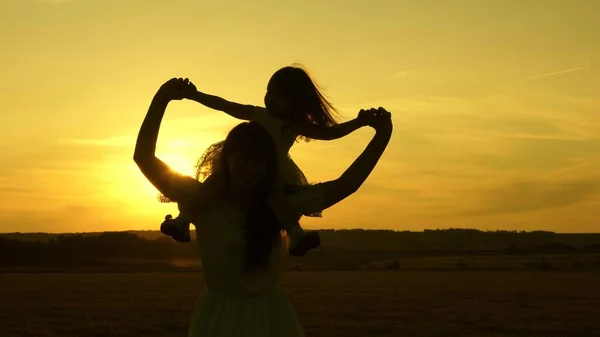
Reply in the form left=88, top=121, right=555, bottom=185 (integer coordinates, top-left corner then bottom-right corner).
left=188, top=90, right=257, bottom=121
left=134, top=78, right=200, bottom=203
left=296, top=109, right=373, bottom=141
left=297, top=117, right=366, bottom=141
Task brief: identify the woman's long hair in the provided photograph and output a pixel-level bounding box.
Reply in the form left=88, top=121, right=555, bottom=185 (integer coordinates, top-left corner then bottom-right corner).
left=218, top=122, right=282, bottom=271
left=268, top=64, right=341, bottom=142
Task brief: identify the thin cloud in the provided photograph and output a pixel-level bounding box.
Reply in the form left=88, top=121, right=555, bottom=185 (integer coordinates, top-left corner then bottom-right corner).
left=0, top=202, right=131, bottom=233
left=36, top=0, right=72, bottom=3
left=457, top=178, right=600, bottom=217
left=0, top=186, right=35, bottom=194
left=57, top=133, right=212, bottom=149
left=388, top=69, right=449, bottom=80
left=431, top=130, right=589, bottom=142
left=508, top=66, right=588, bottom=85
left=389, top=71, right=407, bottom=79
left=57, top=135, right=135, bottom=147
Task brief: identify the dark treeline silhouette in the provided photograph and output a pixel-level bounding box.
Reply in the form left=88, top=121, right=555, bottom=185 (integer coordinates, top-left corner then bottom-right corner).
left=0, top=232, right=196, bottom=268
left=1, top=229, right=599, bottom=271
left=317, top=229, right=600, bottom=251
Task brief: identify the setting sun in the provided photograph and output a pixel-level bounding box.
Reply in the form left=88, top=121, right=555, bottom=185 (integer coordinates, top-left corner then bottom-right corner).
left=158, top=153, right=197, bottom=178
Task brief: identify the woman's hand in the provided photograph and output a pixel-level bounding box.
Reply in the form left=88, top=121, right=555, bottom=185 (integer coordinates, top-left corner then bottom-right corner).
left=155, top=77, right=197, bottom=102
left=369, top=107, right=393, bottom=134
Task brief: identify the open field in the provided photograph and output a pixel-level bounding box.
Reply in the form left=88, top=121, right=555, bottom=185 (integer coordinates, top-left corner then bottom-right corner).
left=1, top=271, right=599, bottom=337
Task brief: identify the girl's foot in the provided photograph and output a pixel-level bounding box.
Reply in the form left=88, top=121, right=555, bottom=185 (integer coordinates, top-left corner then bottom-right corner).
left=289, top=231, right=321, bottom=256
left=160, top=214, right=191, bottom=243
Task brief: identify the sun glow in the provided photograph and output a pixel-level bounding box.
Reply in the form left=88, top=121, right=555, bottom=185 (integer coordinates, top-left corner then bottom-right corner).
left=103, top=148, right=200, bottom=208
left=159, top=152, right=197, bottom=178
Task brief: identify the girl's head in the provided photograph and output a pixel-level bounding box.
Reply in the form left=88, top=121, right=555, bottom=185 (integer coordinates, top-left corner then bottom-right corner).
left=219, top=122, right=282, bottom=271
left=264, top=64, right=339, bottom=131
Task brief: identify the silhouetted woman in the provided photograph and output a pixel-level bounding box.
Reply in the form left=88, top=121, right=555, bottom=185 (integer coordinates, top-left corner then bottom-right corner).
left=133, top=78, right=393, bottom=337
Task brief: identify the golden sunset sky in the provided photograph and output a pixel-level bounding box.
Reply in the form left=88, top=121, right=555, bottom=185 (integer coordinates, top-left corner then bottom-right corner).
left=1, top=0, right=598, bottom=233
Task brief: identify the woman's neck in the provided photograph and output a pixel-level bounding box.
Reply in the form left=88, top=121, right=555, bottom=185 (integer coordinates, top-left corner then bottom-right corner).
left=223, top=186, right=252, bottom=210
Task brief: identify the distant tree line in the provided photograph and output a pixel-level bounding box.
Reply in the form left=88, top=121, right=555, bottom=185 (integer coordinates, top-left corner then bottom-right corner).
left=1, top=229, right=599, bottom=268
left=0, top=232, right=195, bottom=267
left=316, top=229, right=600, bottom=252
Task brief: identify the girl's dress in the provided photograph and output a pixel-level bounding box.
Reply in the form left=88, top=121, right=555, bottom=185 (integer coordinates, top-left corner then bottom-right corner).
left=194, top=107, right=321, bottom=217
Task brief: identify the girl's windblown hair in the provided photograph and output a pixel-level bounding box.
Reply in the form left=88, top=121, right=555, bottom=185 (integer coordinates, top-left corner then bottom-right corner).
left=269, top=64, right=340, bottom=141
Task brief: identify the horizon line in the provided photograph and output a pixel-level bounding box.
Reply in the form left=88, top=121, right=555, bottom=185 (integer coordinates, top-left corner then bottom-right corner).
left=2, top=229, right=600, bottom=235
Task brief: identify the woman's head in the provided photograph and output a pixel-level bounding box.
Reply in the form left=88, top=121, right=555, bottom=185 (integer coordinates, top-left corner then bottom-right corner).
left=219, top=122, right=283, bottom=271
left=264, top=64, right=339, bottom=133
left=219, top=122, right=278, bottom=193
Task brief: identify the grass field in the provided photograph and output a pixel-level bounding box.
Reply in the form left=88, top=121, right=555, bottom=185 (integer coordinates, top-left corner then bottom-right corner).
left=1, top=271, right=599, bottom=337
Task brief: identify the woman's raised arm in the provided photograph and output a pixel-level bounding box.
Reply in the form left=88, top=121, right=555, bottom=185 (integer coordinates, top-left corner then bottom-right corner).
left=133, top=78, right=200, bottom=203
left=288, top=108, right=393, bottom=215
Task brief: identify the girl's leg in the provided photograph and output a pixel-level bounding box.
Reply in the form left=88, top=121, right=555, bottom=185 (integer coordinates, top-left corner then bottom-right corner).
left=160, top=212, right=192, bottom=243
left=161, top=170, right=226, bottom=242
left=267, top=187, right=321, bottom=256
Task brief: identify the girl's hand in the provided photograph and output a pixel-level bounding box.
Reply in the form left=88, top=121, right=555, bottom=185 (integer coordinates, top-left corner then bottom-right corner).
left=156, top=78, right=197, bottom=101
left=357, top=109, right=371, bottom=126
left=359, top=107, right=392, bottom=131
left=358, top=107, right=383, bottom=127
